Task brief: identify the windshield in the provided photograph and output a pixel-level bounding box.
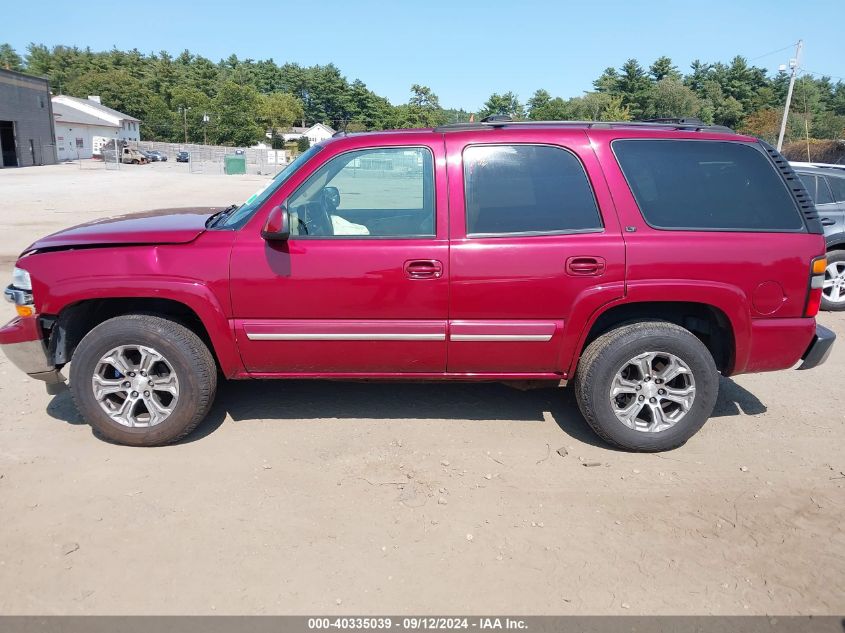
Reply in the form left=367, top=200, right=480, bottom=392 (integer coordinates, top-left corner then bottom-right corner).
left=220, top=144, right=324, bottom=228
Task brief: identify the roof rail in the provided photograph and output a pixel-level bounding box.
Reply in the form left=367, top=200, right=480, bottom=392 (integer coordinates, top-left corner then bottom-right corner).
left=433, top=119, right=735, bottom=133
left=640, top=117, right=706, bottom=126
left=480, top=114, right=513, bottom=124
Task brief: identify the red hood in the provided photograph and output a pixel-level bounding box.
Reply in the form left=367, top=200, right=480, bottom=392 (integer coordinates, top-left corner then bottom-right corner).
left=24, top=207, right=223, bottom=253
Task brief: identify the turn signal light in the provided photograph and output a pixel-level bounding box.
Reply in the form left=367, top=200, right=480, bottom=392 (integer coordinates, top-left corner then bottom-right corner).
left=15, top=304, right=34, bottom=318
left=805, top=256, right=827, bottom=318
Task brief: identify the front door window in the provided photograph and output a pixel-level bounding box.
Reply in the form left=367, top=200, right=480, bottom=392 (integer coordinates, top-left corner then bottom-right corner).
left=287, top=147, right=435, bottom=238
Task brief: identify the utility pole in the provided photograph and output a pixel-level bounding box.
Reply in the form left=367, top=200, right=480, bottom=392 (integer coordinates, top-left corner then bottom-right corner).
left=202, top=113, right=209, bottom=146
left=776, top=39, right=803, bottom=152
left=179, top=106, right=189, bottom=144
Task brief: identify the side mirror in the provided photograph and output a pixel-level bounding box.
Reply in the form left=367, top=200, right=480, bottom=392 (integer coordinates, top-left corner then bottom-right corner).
left=261, top=205, right=290, bottom=241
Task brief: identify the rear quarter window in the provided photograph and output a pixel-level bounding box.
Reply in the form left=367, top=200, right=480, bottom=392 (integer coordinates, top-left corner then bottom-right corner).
left=613, top=140, right=805, bottom=232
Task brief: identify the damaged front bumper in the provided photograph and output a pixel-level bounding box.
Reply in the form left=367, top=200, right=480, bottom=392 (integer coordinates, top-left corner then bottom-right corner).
left=0, top=316, right=65, bottom=391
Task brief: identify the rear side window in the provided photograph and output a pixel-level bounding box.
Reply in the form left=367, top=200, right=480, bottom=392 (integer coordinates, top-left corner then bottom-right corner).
left=463, top=144, right=602, bottom=236
left=798, top=173, right=834, bottom=205
left=828, top=175, right=845, bottom=202
left=613, top=140, right=804, bottom=231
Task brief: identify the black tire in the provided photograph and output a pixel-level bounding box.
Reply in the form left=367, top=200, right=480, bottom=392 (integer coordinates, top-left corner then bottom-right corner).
left=821, top=251, right=845, bottom=312
left=69, top=315, right=217, bottom=446
left=574, top=321, right=719, bottom=452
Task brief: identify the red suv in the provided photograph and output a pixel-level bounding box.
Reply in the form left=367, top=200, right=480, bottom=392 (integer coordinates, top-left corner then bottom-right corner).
left=0, top=118, right=835, bottom=451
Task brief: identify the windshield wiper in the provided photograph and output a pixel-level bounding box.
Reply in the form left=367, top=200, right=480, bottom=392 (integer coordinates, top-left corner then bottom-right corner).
left=205, top=204, right=239, bottom=228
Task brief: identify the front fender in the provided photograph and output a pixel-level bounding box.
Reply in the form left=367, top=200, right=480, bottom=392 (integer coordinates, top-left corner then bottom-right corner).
left=40, top=276, right=242, bottom=377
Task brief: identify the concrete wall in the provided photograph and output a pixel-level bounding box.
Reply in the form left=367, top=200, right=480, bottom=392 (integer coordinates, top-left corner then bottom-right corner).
left=0, top=69, right=57, bottom=167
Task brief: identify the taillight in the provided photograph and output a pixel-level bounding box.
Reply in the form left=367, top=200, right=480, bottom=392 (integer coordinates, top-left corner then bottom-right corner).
left=805, top=256, right=826, bottom=317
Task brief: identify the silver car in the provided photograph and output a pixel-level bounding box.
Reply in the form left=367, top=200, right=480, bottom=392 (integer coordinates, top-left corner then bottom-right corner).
left=793, top=163, right=845, bottom=310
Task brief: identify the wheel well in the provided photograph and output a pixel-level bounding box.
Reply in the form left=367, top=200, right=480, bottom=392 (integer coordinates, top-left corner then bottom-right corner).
left=44, top=298, right=217, bottom=370
left=582, top=302, right=734, bottom=373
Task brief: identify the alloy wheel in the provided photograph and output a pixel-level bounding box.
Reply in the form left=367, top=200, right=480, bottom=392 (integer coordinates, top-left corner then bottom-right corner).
left=91, top=345, right=179, bottom=428
left=609, top=351, right=696, bottom=433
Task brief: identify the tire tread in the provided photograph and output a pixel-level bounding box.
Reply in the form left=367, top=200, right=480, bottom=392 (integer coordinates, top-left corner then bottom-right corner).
left=69, top=314, right=217, bottom=446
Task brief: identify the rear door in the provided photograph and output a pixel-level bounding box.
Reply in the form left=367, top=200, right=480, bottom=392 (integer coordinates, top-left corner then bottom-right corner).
left=820, top=173, right=845, bottom=237
left=444, top=130, right=626, bottom=374
left=799, top=172, right=843, bottom=237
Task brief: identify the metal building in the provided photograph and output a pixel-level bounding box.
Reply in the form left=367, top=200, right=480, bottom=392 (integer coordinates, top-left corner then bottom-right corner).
left=0, top=68, right=57, bottom=168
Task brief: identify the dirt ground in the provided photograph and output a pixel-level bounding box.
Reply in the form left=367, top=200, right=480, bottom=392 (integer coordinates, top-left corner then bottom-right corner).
left=0, top=162, right=843, bottom=615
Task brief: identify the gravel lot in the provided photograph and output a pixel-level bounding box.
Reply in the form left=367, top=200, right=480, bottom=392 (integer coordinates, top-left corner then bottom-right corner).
left=0, top=162, right=843, bottom=615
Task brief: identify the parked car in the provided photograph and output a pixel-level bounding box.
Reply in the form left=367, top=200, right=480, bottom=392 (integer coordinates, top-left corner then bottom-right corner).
left=120, top=147, right=148, bottom=165
left=792, top=163, right=845, bottom=311
left=176, top=151, right=190, bottom=163
left=0, top=118, right=834, bottom=450
left=145, top=150, right=167, bottom=162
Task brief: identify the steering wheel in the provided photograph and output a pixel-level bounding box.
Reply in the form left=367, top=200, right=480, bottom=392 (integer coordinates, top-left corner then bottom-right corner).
left=299, top=201, right=333, bottom=236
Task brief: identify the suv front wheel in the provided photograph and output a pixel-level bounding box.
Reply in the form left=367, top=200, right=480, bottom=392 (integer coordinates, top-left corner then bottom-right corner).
left=69, top=314, right=217, bottom=446
left=574, top=321, right=719, bottom=452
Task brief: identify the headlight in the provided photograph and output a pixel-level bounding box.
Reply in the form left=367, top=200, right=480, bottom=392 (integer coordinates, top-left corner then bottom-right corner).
left=11, top=267, right=31, bottom=291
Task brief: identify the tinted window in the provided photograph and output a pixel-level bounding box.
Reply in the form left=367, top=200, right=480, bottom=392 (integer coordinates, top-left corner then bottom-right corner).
left=463, top=145, right=602, bottom=236
left=799, top=173, right=834, bottom=205
left=288, top=147, right=434, bottom=237
left=614, top=140, right=804, bottom=231
left=827, top=175, right=845, bottom=203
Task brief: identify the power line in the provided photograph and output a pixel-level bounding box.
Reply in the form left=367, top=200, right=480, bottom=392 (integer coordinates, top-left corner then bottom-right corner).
left=747, top=42, right=799, bottom=62
left=801, top=69, right=845, bottom=83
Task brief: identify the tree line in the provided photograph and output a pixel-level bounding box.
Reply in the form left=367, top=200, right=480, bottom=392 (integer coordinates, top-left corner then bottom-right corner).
left=1, top=43, right=842, bottom=147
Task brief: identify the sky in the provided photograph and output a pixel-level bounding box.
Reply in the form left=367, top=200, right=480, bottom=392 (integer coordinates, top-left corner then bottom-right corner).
left=4, top=0, right=844, bottom=111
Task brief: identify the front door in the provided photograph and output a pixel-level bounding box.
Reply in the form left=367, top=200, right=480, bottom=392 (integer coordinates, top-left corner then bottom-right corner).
left=444, top=131, right=626, bottom=374
left=230, top=142, right=449, bottom=374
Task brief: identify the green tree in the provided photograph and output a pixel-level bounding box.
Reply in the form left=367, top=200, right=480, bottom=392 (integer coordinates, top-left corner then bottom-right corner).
left=599, top=95, right=632, bottom=121
left=593, top=67, right=620, bottom=93
left=649, top=56, right=681, bottom=82
left=478, top=91, right=524, bottom=119
left=527, top=89, right=574, bottom=120
left=211, top=80, right=262, bottom=146
left=617, top=59, right=652, bottom=118
left=395, top=84, right=447, bottom=128
left=0, top=43, right=24, bottom=71
left=297, top=135, right=311, bottom=153
left=644, top=78, right=702, bottom=119
left=66, top=69, right=150, bottom=119
left=260, top=92, right=304, bottom=141
left=700, top=80, right=744, bottom=127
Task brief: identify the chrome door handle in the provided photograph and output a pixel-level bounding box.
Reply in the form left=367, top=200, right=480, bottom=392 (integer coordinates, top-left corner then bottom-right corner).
left=404, top=259, right=443, bottom=279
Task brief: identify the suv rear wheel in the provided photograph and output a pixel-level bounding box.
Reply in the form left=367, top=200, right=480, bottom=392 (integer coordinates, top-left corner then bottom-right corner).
left=821, top=251, right=845, bottom=311
left=574, top=321, right=719, bottom=452
left=69, top=315, right=217, bottom=446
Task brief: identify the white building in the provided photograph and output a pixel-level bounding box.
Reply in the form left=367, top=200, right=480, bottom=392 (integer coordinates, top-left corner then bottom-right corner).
left=51, top=95, right=140, bottom=160
left=280, top=123, right=335, bottom=145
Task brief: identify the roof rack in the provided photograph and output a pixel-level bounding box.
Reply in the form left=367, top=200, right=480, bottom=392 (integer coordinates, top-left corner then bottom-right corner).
left=433, top=117, right=734, bottom=134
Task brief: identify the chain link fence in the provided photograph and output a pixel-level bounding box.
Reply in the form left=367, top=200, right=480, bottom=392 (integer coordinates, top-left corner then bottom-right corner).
left=130, top=140, right=288, bottom=175
left=77, top=148, right=120, bottom=170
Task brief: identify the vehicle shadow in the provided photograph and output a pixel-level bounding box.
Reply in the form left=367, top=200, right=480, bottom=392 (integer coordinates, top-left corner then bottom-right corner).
left=190, top=379, right=604, bottom=447
left=44, top=374, right=766, bottom=447
left=712, top=376, right=767, bottom=417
